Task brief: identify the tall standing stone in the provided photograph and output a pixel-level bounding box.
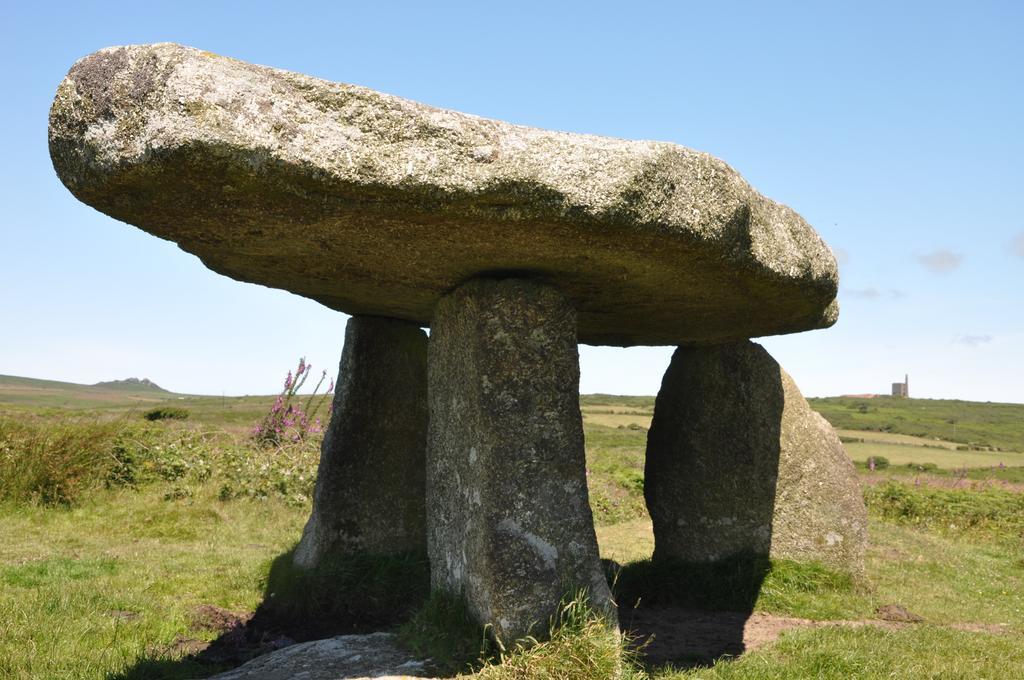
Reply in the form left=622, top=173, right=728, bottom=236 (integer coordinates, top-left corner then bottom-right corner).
left=294, top=316, right=428, bottom=569
left=427, top=278, right=615, bottom=643
left=644, top=341, right=866, bottom=574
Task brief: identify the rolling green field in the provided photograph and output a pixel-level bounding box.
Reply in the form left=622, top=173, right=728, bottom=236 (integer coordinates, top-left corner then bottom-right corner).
left=1, top=374, right=1023, bottom=678
left=844, top=440, right=1024, bottom=469
left=809, top=395, right=1024, bottom=452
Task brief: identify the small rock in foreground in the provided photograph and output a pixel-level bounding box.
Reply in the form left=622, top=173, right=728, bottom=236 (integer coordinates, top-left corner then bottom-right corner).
left=203, top=632, right=433, bottom=680
left=875, top=604, right=925, bottom=623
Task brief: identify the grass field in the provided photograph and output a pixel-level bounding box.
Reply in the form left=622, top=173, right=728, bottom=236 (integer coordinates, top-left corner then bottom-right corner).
left=809, top=395, right=1024, bottom=452
left=2, top=374, right=1023, bottom=678
left=844, top=441, right=1024, bottom=469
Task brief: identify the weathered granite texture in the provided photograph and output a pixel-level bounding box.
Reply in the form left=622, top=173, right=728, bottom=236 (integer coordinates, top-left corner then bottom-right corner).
left=294, top=316, right=428, bottom=569
left=50, top=43, right=838, bottom=346
left=644, top=341, right=867, bottom=573
left=205, top=632, right=433, bottom=679
left=426, top=278, right=614, bottom=642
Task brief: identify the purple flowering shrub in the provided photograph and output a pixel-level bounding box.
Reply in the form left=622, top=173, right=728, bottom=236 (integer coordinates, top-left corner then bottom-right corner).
left=252, top=357, right=334, bottom=448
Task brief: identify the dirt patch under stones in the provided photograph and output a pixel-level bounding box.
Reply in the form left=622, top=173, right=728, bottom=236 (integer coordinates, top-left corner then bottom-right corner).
left=623, top=606, right=1008, bottom=669
left=148, top=604, right=296, bottom=665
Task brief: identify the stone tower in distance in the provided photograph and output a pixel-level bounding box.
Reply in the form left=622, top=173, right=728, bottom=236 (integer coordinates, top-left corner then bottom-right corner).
left=891, top=374, right=909, bottom=398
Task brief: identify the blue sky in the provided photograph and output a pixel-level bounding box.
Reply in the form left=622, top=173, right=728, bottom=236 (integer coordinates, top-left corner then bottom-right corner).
left=2, top=1, right=1021, bottom=401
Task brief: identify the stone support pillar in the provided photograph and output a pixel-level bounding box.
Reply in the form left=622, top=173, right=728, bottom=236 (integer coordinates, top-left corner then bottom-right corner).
left=644, top=341, right=867, bottom=574
left=426, top=278, right=615, bottom=643
left=294, top=315, right=429, bottom=569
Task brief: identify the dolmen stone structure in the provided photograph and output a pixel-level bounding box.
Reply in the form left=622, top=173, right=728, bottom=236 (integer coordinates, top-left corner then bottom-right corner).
left=50, top=43, right=865, bottom=644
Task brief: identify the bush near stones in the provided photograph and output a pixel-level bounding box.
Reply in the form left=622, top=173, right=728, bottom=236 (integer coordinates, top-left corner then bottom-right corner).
left=398, top=590, right=634, bottom=679
left=868, top=456, right=891, bottom=470
left=142, top=406, right=189, bottom=421
left=866, top=481, right=1024, bottom=537
left=476, top=592, right=639, bottom=680
left=0, top=417, right=157, bottom=505
left=0, top=413, right=320, bottom=507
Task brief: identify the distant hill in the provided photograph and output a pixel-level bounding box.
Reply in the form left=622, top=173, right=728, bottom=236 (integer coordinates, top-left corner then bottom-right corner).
left=93, top=378, right=169, bottom=392
left=0, top=374, right=180, bottom=409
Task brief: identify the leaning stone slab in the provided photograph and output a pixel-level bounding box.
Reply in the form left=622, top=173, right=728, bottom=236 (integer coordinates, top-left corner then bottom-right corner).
left=205, top=632, right=433, bottom=679
left=294, top=315, right=428, bottom=568
left=427, top=278, right=615, bottom=643
left=644, top=341, right=867, bottom=574
left=50, top=43, right=838, bottom=346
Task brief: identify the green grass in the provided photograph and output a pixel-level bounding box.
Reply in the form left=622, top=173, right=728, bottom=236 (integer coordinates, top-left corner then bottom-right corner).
left=598, top=516, right=1024, bottom=628
left=844, top=440, right=1024, bottom=469
left=580, top=394, right=656, bottom=411
left=476, top=594, right=640, bottom=680
left=583, top=424, right=649, bottom=525
left=1, top=389, right=1023, bottom=678
left=0, top=485, right=308, bottom=680
left=658, top=625, right=1024, bottom=679
left=866, top=481, right=1024, bottom=538
left=858, top=461, right=1024, bottom=484
left=810, top=396, right=1024, bottom=452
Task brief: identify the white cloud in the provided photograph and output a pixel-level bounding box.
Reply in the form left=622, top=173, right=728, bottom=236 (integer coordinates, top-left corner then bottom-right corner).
left=955, top=334, right=993, bottom=347
left=917, top=249, right=964, bottom=273
left=844, top=287, right=905, bottom=300
left=1011, top=232, right=1024, bottom=258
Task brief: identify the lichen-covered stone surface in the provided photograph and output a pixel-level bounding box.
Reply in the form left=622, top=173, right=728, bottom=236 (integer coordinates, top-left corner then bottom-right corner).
left=294, top=316, right=428, bottom=569
left=426, top=278, right=615, bottom=642
left=644, top=341, right=867, bottom=573
left=50, top=43, right=838, bottom=346
left=205, top=632, right=433, bottom=679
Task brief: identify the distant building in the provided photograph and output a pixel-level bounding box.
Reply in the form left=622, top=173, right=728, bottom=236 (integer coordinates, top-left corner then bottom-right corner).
left=891, top=374, right=909, bottom=398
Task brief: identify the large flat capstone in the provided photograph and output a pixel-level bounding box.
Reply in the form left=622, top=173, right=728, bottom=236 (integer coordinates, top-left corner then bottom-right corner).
left=50, top=43, right=838, bottom=346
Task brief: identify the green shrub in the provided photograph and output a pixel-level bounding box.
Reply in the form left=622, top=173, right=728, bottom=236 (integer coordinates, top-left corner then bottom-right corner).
left=866, top=481, right=1024, bottom=538
left=215, top=439, right=318, bottom=506
left=0, top=417, right=275, bottom=506
left=0, top=417, right=154, bottom=505
left=906, top=462, right=939, bottom=472
left=475, top=592, right=640, bottom=680
left=868, top=455, right=890, bottom=470
left=142, top=407, right=189, bottom=421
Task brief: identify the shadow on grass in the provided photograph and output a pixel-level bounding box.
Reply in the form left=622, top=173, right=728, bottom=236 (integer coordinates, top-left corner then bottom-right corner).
left=609, top=552, right=771, bottom=669
left=107, top=545, right=430, bottom=680
left=609, top=555, right=856, bottom=670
